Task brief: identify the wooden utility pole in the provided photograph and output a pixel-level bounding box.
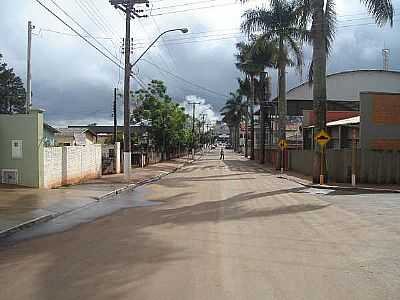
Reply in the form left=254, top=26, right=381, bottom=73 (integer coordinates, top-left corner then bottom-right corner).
left=113, top=88, right=117, bottom=144
left=110, top=0, right=148, bottom=178
left=200, top=113, right=206, bottom=149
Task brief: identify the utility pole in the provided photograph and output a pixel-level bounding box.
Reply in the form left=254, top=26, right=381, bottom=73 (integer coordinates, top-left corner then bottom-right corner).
left=200, top=113, right=206, bottom=149
left=26, top=21, right=35, bottom=113
left=206, top=123, right=211, bottom=147
left=382, top=48, right=390, bottom=71
left=110, top=0, right=148, bottom=179
left=113, top=87, right=117, bottom=144
left=189, top=102, right=200, bottom=159
left=123, top=3, right=132, bottom=179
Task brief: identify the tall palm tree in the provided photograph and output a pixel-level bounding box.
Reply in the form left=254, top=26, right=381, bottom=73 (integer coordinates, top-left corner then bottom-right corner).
left=221, top=91, right=247, bottom=152
left=235, top=40, right=276, bottom=160
left=297, top=0, right=394, bottom=182
left=241, top=0, right=305, bottom=168
left=235, top=42, right=261, bottom=160
left=237, top=77, right=251, bottom=155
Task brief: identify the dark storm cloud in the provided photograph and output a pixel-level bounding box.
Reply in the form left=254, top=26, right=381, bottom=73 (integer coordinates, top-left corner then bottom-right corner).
left=1, top=0, right=399, bottom=125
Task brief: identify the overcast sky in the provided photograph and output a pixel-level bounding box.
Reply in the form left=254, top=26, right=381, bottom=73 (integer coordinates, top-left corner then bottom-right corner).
left=0, top=0, right=399, bottom=126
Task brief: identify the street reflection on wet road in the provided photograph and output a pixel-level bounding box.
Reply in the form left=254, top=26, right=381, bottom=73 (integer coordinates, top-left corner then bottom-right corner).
left=1, top=186, right=160, bottom=245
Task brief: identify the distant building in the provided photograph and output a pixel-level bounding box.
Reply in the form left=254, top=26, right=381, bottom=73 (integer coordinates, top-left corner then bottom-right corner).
left=285, top=69, right=400, bottom=116
left=43, top=123, right=59, bottom=147
left=256, top=69, right=400, bottom=149
left=68, top=122, right=150, bottom=144
left=214, top=121, right=230, bottom=136
left=55, top=128, right=97, bottom=146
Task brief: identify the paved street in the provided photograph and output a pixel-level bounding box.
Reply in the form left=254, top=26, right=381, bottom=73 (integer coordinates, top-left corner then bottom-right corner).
left=0, top=158, right=191, bottom=236
left=1, top=151, right=400, bottom=300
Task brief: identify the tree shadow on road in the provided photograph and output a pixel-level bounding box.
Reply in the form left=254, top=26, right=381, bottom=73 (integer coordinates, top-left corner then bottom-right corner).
left=222, top=159, right=271, bottom=174
left=135, top=186, right=328, bottom=228
left=0, top=207, right=189, bottom=300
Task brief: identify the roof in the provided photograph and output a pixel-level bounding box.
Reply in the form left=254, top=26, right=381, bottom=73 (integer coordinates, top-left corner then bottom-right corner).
left=272, top=69, right=400, bottom=105
left=326, top=116, right=360, bottom=127
left=68, top=123, right=149, bottom=134
left=286, top=69, right=400, bottom=95
left=305, top=115, right=360, bottom=129
left=56, top=127, right=97, bottom=137
left=44, top=123, right=59, bottom=133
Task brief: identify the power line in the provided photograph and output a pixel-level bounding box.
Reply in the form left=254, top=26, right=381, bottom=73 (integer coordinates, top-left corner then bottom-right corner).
left=84, top=0, right=120, bottom=38
left=150, top=0, right=228, bottom=11
left=150, top=1, right=239, bottom=16
left=34, top=0, right=124, bottom=70
left=149, top=0, right=400, bottom=19
left=150, top=16, right=182, bottom=74
left=38, top=28, right=113, bottom=39
left=37, top=9, right=399, bottom=48
left=137, top=18, right=175, bottom=76
left=48, top=0, right=119, bottom=62
left=141, top=58, right=230, bottom=98
left=74, top=0, right=110, bottom=36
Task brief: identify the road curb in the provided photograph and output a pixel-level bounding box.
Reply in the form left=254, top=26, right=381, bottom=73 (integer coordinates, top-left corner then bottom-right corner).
left=0, top=214, right=54, bottom=238
left=95, top=159, right=194, bottom=201
left=0, top=158, right=198, bottom=239
left=278, top=175, right=400, bottom=193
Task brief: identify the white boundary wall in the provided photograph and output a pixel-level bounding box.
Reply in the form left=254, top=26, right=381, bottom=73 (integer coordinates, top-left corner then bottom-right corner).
left=44, top=145, right=102, bottom=188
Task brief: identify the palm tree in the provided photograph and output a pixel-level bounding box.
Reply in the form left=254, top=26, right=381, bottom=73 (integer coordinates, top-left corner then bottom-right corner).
left=221, top=91, right=247, bottom=152
left=296, top=0, right=393, bottom=182
left=241, top=0, right=305, bottom=168
left=235, top=40, right=276, bottom=160
left=237, top=77, right=250, bottom=156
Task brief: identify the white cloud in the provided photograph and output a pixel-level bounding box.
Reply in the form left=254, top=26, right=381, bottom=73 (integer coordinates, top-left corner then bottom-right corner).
left=181, top=95, right=219, bottom=123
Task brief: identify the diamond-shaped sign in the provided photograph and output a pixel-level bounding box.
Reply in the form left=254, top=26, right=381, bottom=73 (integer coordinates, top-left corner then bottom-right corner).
left=278, top=139, right=288, bottom=150
left=315, top=130, right=331, bottom=146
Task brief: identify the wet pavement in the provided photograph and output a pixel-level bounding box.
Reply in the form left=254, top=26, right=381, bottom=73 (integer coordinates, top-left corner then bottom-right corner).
left=0, top=186, right=160, bottom=245
left=0, top=158, right=191, bottom=237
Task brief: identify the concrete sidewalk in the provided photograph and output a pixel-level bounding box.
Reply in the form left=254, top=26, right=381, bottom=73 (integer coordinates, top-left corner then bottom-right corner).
left=0, top=156, right=195, bottom=237
left=240, top=153, right=400, bottom=193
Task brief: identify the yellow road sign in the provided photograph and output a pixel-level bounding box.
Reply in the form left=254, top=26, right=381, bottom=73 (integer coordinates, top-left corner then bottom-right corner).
left=315, top=130, right=331, bottom=146
left=278, top=139, right=288, bottom=150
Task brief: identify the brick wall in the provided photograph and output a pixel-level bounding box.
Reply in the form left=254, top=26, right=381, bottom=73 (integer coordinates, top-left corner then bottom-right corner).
left=43, top=147, right=63, bottom=188
left=43, top=145, right=102, bottom=188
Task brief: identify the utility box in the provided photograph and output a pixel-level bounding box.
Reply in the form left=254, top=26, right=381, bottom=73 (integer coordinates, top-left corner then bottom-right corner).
left=1, top=169, right=18, bottom=185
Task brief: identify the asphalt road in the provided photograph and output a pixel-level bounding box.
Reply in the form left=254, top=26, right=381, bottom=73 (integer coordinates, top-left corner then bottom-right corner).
left=1, top=151, right=399, bottom=300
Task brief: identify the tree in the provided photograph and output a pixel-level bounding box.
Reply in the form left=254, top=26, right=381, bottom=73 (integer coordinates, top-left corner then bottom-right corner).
left=0, top=54, right=27, bottom=114
left=132, top=80, right=190, bottom=160
left=237, top=77, right=251, bottom=156
left=241, top=0, right=304, bottom=168
left=235, top=40, right=275, bottom=160
left=221, top=91, right=247, bottom=152
left=297, top=0, right=393, bottom=182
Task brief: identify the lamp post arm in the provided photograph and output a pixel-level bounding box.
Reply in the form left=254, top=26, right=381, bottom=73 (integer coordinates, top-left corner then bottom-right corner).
left=132, top=29, right=181, bottom=67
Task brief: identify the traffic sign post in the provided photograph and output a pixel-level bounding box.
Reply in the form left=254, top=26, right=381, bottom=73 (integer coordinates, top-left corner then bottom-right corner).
left=314, top=130, right=331, bottom=185
left=278, top=139, right=288, bottom=174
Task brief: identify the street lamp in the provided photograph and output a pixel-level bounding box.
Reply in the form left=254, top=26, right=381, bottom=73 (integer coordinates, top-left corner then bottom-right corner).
left=132, top=28, right=189, bottom=67
left=122, top=27, right=188, bottom=179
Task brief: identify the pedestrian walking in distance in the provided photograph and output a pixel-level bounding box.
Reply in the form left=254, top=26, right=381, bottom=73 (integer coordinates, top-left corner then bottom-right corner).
left=220, top=147, right=225, bottom=160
